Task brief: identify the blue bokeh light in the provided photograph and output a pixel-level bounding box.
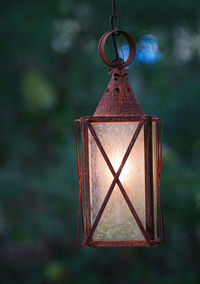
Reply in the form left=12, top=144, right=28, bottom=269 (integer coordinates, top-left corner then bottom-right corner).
left=118, top=34, right=163, bottom=67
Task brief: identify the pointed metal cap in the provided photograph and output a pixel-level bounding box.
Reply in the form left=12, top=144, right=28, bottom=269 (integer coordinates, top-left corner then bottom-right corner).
left=93, top=68, right=145, bottom=116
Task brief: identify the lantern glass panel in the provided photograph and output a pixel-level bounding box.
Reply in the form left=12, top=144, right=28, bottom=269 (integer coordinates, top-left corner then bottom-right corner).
left=152, top=121, right=159, bottom=238
left=88, top=121, right=147, bottom=240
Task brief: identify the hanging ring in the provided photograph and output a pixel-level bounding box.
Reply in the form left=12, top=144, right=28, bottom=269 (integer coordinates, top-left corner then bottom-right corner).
left=98, top=30, right=136, bottom=68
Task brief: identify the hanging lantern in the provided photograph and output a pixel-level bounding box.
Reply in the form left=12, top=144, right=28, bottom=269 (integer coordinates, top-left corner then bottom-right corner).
left=75, top=1, right=165, bottom=247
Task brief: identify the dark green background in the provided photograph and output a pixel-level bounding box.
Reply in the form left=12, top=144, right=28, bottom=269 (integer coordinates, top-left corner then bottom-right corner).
left=0, top=0, right=200, bottom=283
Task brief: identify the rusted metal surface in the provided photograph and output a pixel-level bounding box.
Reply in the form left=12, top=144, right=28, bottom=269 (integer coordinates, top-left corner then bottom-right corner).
left=80, top=118, right=91, bottom=240
left=144, top=116, right=154, bottom=239
left=88, top=116, right=160, bottom=122
left=75, top=17, right=164, bottom=247
left=80, top=238, right=164, bottom=247
left=98, top=30, right=136, bottom=68
left=75, top=116, right=165, bottom=247
left=94, top=68, right=145, bottom=116
left=158, top=119, right=165, bottom=241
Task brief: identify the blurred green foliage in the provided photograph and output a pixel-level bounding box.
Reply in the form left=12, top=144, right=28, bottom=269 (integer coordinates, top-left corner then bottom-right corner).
left=0, top=0, right=200, bottom=283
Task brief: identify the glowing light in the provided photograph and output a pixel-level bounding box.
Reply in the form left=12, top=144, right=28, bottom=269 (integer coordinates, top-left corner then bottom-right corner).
left=88, top=122, right=146, bottom=240
left=110, top=152, right=132, bottom=186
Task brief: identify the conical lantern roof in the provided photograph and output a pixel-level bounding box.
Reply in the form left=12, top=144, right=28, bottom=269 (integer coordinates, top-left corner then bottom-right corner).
left=93, top=68, right=145, bottom=116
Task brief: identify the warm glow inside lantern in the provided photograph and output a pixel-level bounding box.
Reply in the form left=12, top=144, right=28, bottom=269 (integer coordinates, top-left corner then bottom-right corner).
left=75, top=30, right=165, bottom=247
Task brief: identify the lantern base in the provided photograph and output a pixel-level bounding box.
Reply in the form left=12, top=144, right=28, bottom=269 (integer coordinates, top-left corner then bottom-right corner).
left=78, top=238, right=164, bottom=248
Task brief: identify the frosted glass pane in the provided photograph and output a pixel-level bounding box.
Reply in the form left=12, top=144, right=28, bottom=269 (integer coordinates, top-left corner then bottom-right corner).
left=152, top=122, right=158, bottom=238
left=92, top=185, right=144, bottom=240
left=88, top=122, right=145, bottom=241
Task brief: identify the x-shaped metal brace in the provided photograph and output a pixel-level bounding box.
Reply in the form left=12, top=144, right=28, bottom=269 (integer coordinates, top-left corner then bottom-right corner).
left=85, top=119, right=151, bottom=244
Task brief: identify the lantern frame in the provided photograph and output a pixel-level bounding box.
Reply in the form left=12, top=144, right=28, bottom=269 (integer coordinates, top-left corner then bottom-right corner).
left=75, top=115, right=165, bottom=247
left=75, top=2, right=165, bottom=247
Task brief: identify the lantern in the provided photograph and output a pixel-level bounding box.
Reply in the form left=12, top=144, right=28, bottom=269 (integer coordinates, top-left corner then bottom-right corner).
left=75, top=3, right=165, bottom=248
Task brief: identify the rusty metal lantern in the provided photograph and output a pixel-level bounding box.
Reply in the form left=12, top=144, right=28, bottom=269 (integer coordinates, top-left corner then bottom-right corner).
left=75, top=1, right=165, bottom=247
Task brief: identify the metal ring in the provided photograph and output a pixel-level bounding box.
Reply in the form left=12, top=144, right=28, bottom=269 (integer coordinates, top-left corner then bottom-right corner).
left=98, top=30, right=136, bottom=68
